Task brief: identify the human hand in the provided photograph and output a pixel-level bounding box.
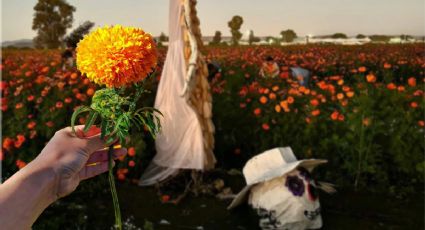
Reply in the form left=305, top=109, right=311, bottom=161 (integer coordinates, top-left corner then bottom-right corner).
left=34, top=125, right=127, bottom=200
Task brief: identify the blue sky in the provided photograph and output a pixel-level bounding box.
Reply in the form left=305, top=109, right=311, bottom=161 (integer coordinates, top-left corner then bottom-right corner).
left=2, top=0, right=424, bottom=41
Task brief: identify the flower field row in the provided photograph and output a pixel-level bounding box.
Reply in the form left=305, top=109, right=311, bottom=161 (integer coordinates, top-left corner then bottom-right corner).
left=1, top=44, right=424, bottom=193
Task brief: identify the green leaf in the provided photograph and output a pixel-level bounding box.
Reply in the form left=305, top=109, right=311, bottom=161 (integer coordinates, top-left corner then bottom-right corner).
left=83, top=110, right=99, bottom=133
left=71, top=105, right=92, bottom=134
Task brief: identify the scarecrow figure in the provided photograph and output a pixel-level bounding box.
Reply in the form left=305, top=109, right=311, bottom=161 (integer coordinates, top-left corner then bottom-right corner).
left=139, top=0, right=215, bottom=186
left=228, top=147, right=335, bottom=230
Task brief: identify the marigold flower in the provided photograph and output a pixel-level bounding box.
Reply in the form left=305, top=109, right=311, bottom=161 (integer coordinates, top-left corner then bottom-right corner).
left=410, top=102, right=418, bottom=108
left=310, top=99, right=319, bottom=106
left=337, top=93, right=344, bottom=100
left=418, top=120, right=425, bottom=127
left=330, top=111, right=339, bottom=120
left=311, top=109, right=320, bottom=116
left=76, top=25, right=157, bottom=88
left=397, top=86, right=405, bottom=92
left=259, top=96, right=268, bottom=104
left=269, top=92, right=277, bottom=100
left=16, top=159, right=27, bottom=169
left=346, top=91, right=355, bottom=98
left=128, top=160, right=136, bottom=167
left=128, top=147, right=136, bottom=157
left=358, top=66, right=367, bottom=73
left=387, top=83, right=396, bottom=90
left=27, top=121, right=36, bottom=129
left=407, top=77, right=416, bottom=87
left=287, top=96, right=294, bottom=104
left=253, top=108, right=262, bottom=116
left=366, top=74, right=376, bottom=83
left=275, top=104, right=281, bottom=113
left=262, top=123, right=270, bottom=131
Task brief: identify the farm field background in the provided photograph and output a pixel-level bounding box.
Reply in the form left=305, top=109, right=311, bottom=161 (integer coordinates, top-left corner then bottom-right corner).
left=1, top=44, right=424, bottom=229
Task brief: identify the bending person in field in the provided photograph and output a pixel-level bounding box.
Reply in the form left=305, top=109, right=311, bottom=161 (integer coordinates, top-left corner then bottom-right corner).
left=0, top=126, right=127, bottom=230
left=259, top=56, right=280, bottom=78
left=290, top=59, right=311, bottom=87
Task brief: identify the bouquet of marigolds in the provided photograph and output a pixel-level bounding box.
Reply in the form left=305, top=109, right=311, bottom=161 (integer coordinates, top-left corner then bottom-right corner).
left=70, top=25, right=161, bottom=229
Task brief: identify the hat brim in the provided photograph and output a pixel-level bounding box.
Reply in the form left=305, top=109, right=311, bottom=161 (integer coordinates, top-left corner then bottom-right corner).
left=227, top=159, right=327, bottom=210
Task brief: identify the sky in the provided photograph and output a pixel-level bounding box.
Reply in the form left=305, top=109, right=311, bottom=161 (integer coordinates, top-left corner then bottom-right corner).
left=1, top=0, right=425, bottom=41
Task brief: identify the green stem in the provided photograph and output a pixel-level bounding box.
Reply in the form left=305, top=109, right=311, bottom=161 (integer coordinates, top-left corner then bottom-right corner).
left=108, top=145, right=122, bottom=230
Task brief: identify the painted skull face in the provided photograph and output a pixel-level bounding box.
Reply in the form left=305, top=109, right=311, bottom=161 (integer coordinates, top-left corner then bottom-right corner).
left=248, top=167, right=322, bottom=230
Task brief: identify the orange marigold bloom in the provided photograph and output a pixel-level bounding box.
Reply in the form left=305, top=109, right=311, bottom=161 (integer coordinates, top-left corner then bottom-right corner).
left=262, top=123, right=270, bottom=131
left=310, top=99, right=319, bottom=106
left=362, top=118, right=371, bottom=126
left=366, top=74, right=376, bottom=83
left=408, top=77, right=416, bottom=87
left=259, top=96, right=268, bottom=104
left=387, top=83, right=396, bottom=90
left=128, top=160, right=136, bottom=167
left=418, top=120, right=425, bottom=127
left=311, top=109, right=320, bottom=116
left=76, top=25, right=157, bottom=88
left=287, top=96, right=294, bottom=104
left=330, top=111, right=339, bottom=120
left=410, top=101, right=418, bottom=108
left=269, top=92, right=277, bottom=100
left=358, top=66, right=367, bottom=73
left=254, top=108, right=262, bottom=116
left=27, top=121, right=36, bottom=129
left=275, top=104, right=281, bottom=113
left=346, top=91, right=355, bottom=98
left=383, top=63, right=391, bottom=69
left=336, top=93, right=344, bottom=100
left=338, top=114, right=345, bottom=121
left=16, top=159, right=27, bottom=169
left=86, top=88, right=95, bottom=96
left=397, top=86, right=405, bottom=92
left=128, top=147, right=136, bottom=157
left=272, top=85, right=280, bottom=92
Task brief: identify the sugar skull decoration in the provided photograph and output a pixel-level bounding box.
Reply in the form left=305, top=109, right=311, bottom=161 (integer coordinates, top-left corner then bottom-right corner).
left=228, top=147, right=335, bottom=230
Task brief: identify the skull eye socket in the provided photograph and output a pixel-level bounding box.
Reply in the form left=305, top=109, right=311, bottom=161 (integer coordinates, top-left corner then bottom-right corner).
left=297, top=166, right=311, bottom=181
left=284, top=175, right=305, bottom=196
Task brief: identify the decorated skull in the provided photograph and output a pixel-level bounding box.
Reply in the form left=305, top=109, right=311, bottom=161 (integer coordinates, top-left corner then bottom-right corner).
left=248, top=167, right=322, bottom=230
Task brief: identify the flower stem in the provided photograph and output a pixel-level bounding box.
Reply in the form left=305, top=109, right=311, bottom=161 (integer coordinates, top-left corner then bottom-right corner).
left=108, top=145, right=122, bottom=230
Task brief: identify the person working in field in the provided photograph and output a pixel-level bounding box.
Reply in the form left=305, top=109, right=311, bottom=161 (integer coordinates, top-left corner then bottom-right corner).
left=290, top=59, right=311, bottom=87
left=259, top=56, right=280, bottom=78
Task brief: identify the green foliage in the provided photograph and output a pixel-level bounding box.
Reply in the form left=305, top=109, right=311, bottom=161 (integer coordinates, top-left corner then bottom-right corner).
left=280, top=29, right=298, bottom=43
left=228, top=15, right=244, bottom=45
left=71, top=87, right=162, bottom=146
left=32, top=0, right=76, bottom=49
left=331, top=33, right=348, bottom=39
left=210, top=31, right=222, bottom=45
left=64, top=21, right=95, bottom=48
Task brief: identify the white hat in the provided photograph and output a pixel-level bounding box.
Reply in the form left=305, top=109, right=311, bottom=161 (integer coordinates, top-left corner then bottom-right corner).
left=228, top=147, right=327, bottom=209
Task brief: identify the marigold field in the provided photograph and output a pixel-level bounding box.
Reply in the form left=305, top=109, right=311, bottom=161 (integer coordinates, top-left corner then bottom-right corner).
left=1, top=44, right=424, bottom=194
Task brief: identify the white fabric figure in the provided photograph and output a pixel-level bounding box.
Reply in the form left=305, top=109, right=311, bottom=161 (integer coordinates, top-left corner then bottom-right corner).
left=228, top=147, right=334, bottom=230
left=139, top=0, right=208, bottom=185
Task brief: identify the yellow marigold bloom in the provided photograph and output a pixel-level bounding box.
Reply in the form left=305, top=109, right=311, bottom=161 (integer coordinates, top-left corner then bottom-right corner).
left=76, top=25, right=157, bottom=88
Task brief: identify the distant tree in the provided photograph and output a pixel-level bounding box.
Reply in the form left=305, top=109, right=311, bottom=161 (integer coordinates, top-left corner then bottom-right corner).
left=400, top=34, right=413, bottom=41
left=356, top=34, right=366, bottom=39
left=369, top=35, right=391, bottom=42
left=280, top=29, right=297, bottom=43
left=210, top=31, right=222, bottom=45
left=331, top=33, right=348, bottom=39
left=32, top=0, right=76, bottom=49
left=228, top=15, right=244, bottom=45
left=64, top=21, right=94, bottom=48
left=248, top=30, right=260, bottom=45
left=159, top=32, right=169, bottom=42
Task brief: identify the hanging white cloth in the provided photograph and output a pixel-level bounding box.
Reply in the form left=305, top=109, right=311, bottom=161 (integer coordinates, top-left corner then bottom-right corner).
left=139, top=0, right=206, bottom=186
